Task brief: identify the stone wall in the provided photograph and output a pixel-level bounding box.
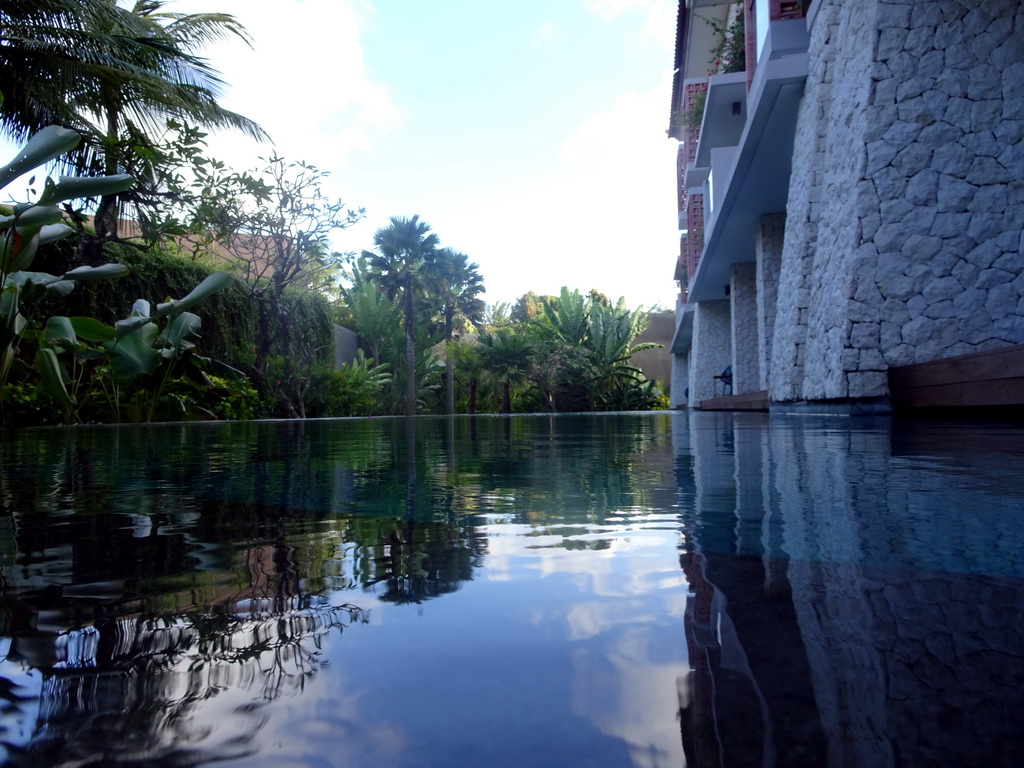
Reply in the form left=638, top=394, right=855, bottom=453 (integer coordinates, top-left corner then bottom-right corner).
left=864, top=0, right=1024, bottom=371
left=730, top=263, right=760, bottom=394
left=773, top=0, right=1024, bottom=402
left=770, top=0, right=839, bottom=401
left=689, top=300, right=732, bottom=403
left=670, top=351, right=690, bottom=408
left=756, top=214, right=785, bottom=391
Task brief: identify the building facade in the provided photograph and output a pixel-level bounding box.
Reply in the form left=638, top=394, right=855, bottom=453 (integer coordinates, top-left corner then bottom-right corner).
left=668, top=0, right=1024, bottom=411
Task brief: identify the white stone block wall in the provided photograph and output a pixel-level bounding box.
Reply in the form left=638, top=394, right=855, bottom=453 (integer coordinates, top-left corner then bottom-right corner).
left=772, top=0, right=1024, bottom=402
left=689, top=300, right=732, bottom=404
left=670, top=351, right=690, bottom=408
left=756, top=214, right=785, bottom=391
left=731, top=263, right=760, bottom=393
left=775, top=0, right=878, bottom=401
left=864, top=0, right=1024, bottom=371
left=771, top=0, right=841, bottom=402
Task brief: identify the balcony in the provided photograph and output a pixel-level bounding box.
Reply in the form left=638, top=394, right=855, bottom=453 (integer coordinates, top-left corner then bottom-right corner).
left=684, top=11, right=810, bottom=303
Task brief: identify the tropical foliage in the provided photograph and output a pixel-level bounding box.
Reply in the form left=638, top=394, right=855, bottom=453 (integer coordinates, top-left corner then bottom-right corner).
left=183, top=153, right=363, bottom=418
left=0, top=3, right=667, bottom=427
left=357, top=217, right=485, bottom=416
left=1, top=124, right=131, bottom=419
left=0, top=0, right=268, bottom=243
left=362, top=215, right=440, bottom=416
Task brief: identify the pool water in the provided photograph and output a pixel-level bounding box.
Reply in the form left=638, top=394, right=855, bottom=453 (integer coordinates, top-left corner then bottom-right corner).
left=0, top=412, right=1021, bottom=767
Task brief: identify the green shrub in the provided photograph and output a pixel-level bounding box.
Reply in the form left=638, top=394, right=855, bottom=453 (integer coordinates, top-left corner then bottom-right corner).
left=0, top=383, right=61, bottom=427
left=305, top=352, right=390, bottom=417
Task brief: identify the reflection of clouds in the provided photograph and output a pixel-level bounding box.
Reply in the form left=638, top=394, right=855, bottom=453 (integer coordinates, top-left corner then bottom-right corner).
left=571, top=625, right=689, bottom=768
left=565, top=592, right=686, bottom=642
left=482, top=522, right=686, bottom=601
left=483, top=516, right=688, bottom=768
left=0, top=599, right=374, bottom=765
left=228, top=687, right=410, bottom=767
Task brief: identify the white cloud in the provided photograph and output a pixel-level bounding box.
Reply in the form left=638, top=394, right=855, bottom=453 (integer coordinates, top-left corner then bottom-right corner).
left=170, top=0, right=400, bottom=172
left=531, top=21, right=564, bottom=46
left=445, top=75, right=681, bottom=308
left=584, top=0, right=678, bottom=44
left=584, top=0, right=648, bottom=22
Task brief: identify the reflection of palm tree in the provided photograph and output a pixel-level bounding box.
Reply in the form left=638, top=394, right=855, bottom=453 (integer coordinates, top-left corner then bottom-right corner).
left=359, top=519, right=485, bottom=605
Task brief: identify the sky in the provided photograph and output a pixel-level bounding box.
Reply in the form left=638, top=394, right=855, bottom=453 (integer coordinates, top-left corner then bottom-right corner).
left=13, top=0, right=684, bottom=310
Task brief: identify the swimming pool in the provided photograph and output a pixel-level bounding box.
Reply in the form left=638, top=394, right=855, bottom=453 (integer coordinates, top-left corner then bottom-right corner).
left=0, top=412, right=1021, bottom=766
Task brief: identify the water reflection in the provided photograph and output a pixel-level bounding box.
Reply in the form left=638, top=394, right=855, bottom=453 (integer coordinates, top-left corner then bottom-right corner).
left=2, top=412, right=1021, bottom=766
left=0, top=415, right=676, bottom=766
left=8, top=598, right=365, bottom=766
left=674, top=411, right=1024, bottom=768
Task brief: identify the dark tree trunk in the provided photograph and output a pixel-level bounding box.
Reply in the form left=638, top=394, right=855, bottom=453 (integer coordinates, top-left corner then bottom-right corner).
left=403, top=276, right=416, bottom=417
left=95, top=105, right=121, bottom=241
left=444, top=310, right=455, bottom=415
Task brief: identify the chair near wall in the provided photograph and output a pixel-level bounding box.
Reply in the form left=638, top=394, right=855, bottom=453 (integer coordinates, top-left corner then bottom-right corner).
left=713, top=365, right=733, bottom=396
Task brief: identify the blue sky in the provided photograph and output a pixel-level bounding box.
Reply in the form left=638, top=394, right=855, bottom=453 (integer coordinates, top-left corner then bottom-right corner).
left=15, top=1, right=683, bottom=309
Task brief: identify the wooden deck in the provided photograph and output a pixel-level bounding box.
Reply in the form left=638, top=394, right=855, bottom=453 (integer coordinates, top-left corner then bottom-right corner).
left=888, top=344, right=1024, bottom=410
left=696, top=390, right=769, bottom=411
left=686, top=345, right=1024, bottom=413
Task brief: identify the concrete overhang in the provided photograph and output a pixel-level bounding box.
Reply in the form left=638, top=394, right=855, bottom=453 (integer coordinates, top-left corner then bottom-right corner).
left=694, top=71, right=747, bottom=169
left=687, top=35, right=809, bottom=303
left=684, top=163, right=709, bottom=192
left=670, top=302, right=695, bottom=353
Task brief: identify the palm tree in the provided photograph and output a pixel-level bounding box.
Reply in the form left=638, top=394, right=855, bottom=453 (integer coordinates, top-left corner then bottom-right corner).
left=0, top=1, right=126, bottom=139
left=0, top=1, right=268, bottom=238
left=339, top=258, right=404, bottom=368
left=477, top=327, right=533, bottom=414
left=89, top=1, right=268, bottom=238
left=363, top=215, right=439, bottom=417
left=447, top=338, right=485, bottom=415
left=428, top=247, right=485, bottom=415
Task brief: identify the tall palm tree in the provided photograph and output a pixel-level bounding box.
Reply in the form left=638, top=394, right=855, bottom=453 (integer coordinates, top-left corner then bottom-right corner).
left=89, top=1, right=268, bottom=238
left=0, top=1, right=268, bottom=238
left=0, top=1, right=126, bottom=139
left=363, top=215, right=439, bottom=417
left=428, top=247, right=485, bottom=415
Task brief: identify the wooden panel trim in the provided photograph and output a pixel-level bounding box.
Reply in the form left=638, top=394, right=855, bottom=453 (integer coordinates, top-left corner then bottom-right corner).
left=888, top=344, right=1024, bottom=408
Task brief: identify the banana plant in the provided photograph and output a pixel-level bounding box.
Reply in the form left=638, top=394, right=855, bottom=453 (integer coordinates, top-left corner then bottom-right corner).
left=41, top=272, right=240, bottom=423
left=1, top=125, right=134, bottom=406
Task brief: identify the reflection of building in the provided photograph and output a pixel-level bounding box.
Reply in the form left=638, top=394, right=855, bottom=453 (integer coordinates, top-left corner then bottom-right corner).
left=673, top=410, right=1024, bottom=767
left=5, top=596, right=365, bottom=766
left=667, top=0, right=1024, bottom=411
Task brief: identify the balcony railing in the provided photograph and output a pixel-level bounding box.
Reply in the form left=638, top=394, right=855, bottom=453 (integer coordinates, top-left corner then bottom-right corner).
left=747, top=0, right=812, bottom=88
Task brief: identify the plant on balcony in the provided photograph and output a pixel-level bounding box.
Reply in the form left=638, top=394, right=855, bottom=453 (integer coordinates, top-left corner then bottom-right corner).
left=703, top=8, right=746, bottom=75
left=683, top=90, right=707, bottom=129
